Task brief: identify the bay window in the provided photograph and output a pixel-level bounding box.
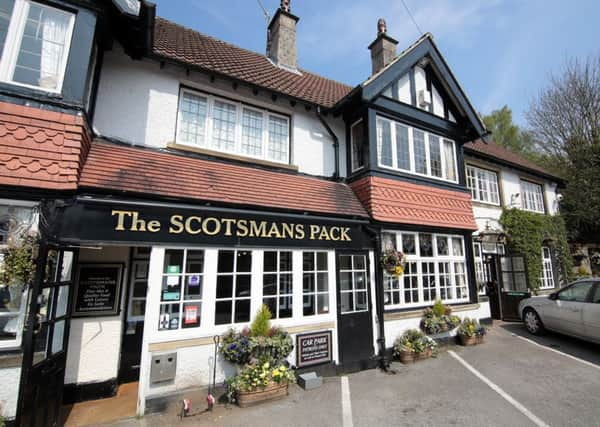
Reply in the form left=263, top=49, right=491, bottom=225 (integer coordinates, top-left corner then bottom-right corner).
left=376, top=116, right=457, bottom=182
left=176, top=88, right=291, bottom=164
left=382, top=231, right=470, bottom=309
left=520, top=180, right=545, bottom=213
left=0, top=0, right=75, bottom=93
left=466, top=165, right=500, bottom=205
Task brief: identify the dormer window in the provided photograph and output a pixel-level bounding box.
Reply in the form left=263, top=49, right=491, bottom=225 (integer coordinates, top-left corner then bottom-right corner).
left=176, top=88, right=290, bottom=164
left=0, top=0, right=75, bottom=93
left=520, top=180, right=545, bottom=213
left=376, top=115, right=458, bottom=183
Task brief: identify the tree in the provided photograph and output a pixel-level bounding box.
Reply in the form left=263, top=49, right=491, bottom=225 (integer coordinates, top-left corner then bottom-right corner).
left=527, top=54, right=600, bottom=241
left=482, top=106, right=535, bottom=158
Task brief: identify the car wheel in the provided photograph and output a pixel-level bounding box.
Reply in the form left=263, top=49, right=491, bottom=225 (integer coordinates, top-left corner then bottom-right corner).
left=523, top=308, right=545, bottom=335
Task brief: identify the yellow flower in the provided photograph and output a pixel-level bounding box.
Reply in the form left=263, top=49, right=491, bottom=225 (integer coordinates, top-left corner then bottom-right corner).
left=279, top=366, right=287, bottom=372
left=394, top=265, right=404, bottom=276
left=263, top=362, right=270, bottom=369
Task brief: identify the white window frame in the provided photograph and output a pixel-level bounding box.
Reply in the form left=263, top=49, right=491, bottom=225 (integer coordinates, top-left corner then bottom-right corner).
left=540, top=246, right=555, bottom=290
left=301, top=251, right=330, bottom=317
left=466, top=165, right=500, bottom=205
left=376, top=115, right=458, bottom=183
left=175, top=87, right=291, bottom=164
left=473, top=242, right=488, bottom=295
left=520, top=180, right=545, bottom=213
left=262, top=250, right=293, bottom=319
left=382, top=231, right=470, bottom=310
left=127, top=259, right=149, bottom=322
left=0, top=0, right=75, bottom=94
left=338, top=254, right=369, bottom=314
left=350, top=119, right=364, bottom=172
left=214, top=249, right=252, bottom=326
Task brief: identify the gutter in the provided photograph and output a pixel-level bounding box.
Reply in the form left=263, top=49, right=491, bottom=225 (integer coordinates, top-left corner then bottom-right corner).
left=316, top=107, right=340, bottom=180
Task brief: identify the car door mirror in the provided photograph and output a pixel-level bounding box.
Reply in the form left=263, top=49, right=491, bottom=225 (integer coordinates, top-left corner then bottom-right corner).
left=549, top=292, right=558, bottom=301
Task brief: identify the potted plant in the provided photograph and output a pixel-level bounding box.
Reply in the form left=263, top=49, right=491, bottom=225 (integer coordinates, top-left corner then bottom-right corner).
left=380, top=249, right=406, bottom=276
left=393, top=329, right=438, bottom=364
left=222, top=305, right=296, bottom=406
left=420, top=300, right=461, bottom=335
left=457, top=318, right=487, bottom=346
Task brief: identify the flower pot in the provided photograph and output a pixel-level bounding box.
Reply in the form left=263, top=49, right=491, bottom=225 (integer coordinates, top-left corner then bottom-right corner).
left=398, top=348, right=432, bottom=364
left=237, top=381, right=289, bottom=408
left=476, top=335, right=485, bottom=345
left=459, top=334, right=478, bottom=346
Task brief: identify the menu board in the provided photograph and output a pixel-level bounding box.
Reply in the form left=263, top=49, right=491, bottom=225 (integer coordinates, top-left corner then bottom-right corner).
left=296, top=331, right=332, bottom=368
left=73, top=264, right=123, bottom=317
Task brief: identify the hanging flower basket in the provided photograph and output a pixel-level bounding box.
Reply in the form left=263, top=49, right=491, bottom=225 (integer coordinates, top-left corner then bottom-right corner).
left=381, top=249, right=406, bottom=277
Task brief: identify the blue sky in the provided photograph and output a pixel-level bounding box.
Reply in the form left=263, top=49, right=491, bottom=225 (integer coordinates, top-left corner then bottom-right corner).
left=152, top=0, right=599, bottom=127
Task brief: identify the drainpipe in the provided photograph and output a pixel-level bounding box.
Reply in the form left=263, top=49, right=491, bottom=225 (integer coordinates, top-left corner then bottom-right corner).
left=316, top=107, right=340, bottom=180
left=364, top=225, right=393, bottom=372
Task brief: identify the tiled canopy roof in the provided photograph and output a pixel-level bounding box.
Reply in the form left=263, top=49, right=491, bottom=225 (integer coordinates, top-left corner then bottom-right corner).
left=350, top=176, right=477, bottom=230
left=79, top=141, right=369, bottom=218
left=152, top=17, right=353, bottom=108
left=464, top=139, right=562, bottom=182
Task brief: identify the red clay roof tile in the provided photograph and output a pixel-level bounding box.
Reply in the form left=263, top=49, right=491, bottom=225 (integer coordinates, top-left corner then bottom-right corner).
left=350, top=176, right=477, bottom=230
left=152, top=17, right=352, bottom=108
left=79, top=141, right=369, bottom=218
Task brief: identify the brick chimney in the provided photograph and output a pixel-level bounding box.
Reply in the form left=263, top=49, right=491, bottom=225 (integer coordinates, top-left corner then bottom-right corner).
left=267, top=0, right=299, bottom=70
left=368, top=18, right=398, bottom=75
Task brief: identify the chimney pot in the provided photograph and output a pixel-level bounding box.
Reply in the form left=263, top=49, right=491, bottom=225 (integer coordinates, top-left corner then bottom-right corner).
left=368, top=18, right=398, bottom=75
left=280, top=0, right=291, bottom=13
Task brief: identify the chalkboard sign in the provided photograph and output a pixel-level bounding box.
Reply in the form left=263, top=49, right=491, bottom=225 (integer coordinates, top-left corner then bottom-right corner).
left=296, top=331, right=332, bottom=368
left=73, top=264, right=123, bottom=317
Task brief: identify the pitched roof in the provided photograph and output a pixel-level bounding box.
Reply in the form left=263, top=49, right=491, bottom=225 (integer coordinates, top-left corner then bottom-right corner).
left=350, top=176, right=477, bottom=230
left=152, top=17, right=352, bottom=108
left=464, top=139, right=563, bottom=182
left=79, top=141, right=369, bottom=219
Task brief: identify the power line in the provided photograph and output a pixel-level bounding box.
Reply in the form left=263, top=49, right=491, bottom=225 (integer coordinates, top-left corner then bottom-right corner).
left=256, top=0, right=271, bottom=24
left=400, top=0, right=423, bottom=36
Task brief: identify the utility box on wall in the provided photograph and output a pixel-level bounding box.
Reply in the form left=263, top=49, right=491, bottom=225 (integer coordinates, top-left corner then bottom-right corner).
left=150, top=353, right=177, bottom=384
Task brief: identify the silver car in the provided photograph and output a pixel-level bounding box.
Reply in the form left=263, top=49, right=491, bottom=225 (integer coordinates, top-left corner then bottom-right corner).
left=518, top=279, right=600, bottom=344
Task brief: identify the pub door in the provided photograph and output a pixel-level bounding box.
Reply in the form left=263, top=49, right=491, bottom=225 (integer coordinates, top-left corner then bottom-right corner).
left=336, top=252, right=374, bottom=371
left=19, top=246, right=77, bottom=427
left=484, top=255, right=502, bottom=320
left=118, top=248, right=150, bottom=384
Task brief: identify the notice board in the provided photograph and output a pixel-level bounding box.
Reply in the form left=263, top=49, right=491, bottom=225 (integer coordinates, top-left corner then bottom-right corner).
left=73, top=264, right=123, bottom=317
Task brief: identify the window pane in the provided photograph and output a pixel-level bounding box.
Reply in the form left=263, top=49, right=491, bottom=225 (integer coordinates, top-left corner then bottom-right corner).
left=419, top=233, right=433, bottom=257
left=317, top=294, right=329, bottom=314
left=280, top=273, right=293, bottom=294
left=241, top=108, right=263, bottom=156
left=402, top=234, right=416, bottom=255
left=268, top=116, right=289, bottom=162
left=234, top=299, right=251, bottom=323
left=217, top=251, right=234, bottom=273
left=317, top=253, right=328, bottom=270
left=452, top=237, right=464, bottom=256
left=436, top=235, right=449, bottom=256
left=280, top=251, right=292, bottom=271
left=0, top=0, right=15, bottom=59
left=443, top=140, right=456, bottom=181
left=214, top=301, right=232, bottom=325
left=182, top=302, right=201, bottom=328
left=303, top=252, right=314, bottom=271
left=351, top=121, right=364, bottom=171
left=279, top=296, right=292, bottom=318
left=236, top=251, right=252, bottom=272
left=51, top=320, right=65, bottom=354
left=264, top=251, right=277, bottom=272
left=340, top=292, right=353, bottom=313
left=303, top=294, right=314, bottom=316
left=339, top=255, right=352, bottom=270
left=317, top=273, right=328, bottom=292
left=133, top=278, right=148, bottom=297
left=212, top=100, right=236, bottom=151
left=355, top=291, right=368, bottom=311
left=377, top=119, right=393, bottom=167
left=395, top=124, right=410, bottom=170
left=60, top=251, right=74, bottom=281
left=164, top=250, right=184, bottom=274
left=263, top=274, right=277, bottom=296
left=263, top=297, right=277, bottom=318
left=216, top=276, right=233, bottom=299
left=184, top=275, right=202, bottom=300
left=303, top=273, right=314, bottom=292
left=178, top=92, right=208, bottom=145
left=12, top=3, right=73, bottom=91
left=185, top=251, right=204, bottom=274
left=159, top=304, right=180, bottom=330
left=413, top=130, right=427, bottom=174
left=235, top=275, right=251, bottom=297
left=55, top=285, right=69, bottom=318
left=161, top=276, right=181, bottom=302
left=340, top=272, right=352, bottom=291
left=429, top=135, right=442, bottom=177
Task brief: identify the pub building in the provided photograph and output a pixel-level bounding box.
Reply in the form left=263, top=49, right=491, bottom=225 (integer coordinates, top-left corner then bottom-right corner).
left=0, top=1, right=492, bottom=424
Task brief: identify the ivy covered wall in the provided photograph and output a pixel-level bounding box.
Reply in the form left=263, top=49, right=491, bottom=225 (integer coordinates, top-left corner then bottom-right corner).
left=500, top=208, right=573, bottom=293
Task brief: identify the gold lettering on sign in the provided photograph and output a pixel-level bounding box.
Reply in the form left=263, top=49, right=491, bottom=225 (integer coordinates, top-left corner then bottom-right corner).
left=112, top=210, right=353, bottom=242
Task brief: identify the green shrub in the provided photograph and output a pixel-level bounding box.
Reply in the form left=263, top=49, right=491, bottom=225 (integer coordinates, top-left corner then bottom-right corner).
left=457, top=317, right=486, bottom=337
left=420, top=302, right=460, bottom=334
left=393, top=329, right=438, bottom=357
left=250, top=304, right=272, bottom=337
left=432, top=300, right=446, bottom=317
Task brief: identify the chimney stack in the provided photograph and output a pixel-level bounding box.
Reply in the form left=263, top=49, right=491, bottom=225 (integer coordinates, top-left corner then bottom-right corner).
left=267, top=0, right=299, bottom=71
left=368, top=18, right=398, bottom=75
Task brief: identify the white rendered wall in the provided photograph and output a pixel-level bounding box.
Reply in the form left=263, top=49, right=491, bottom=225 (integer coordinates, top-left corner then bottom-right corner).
left=383, top=302, right=491, bottom=347
left=93, top=44, right=346, bottom=178
left=64, top=246, right=130, bottom=385
left=0, top=366, right=20, bottom=419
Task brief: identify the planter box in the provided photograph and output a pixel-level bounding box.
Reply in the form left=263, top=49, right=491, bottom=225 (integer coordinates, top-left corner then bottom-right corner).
left=458, top=334, right=485, bottom=346
left=397, top=348, right=432, bottom=364
left=237, top=382, right=289, bottom=408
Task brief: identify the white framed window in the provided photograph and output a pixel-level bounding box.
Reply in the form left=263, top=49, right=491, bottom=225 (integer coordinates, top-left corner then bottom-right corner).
left=0, top=0, right=75, bottom=93
left=338, top=254, right=368, bottom=314
left=214, top=250, right=252, bottom=325
left=127, top=260, right=149, bottom=322
left=382, top=231, right=469, bottom=309
left=158, top=249, right=205, bottom=331
left=302, top=251, right=329, bottom=316
left=376, top=115, right=458, bottom=183
left=262, top=251, right=293, bottom=319
left=540, top=246, right=555, bottom=289
left=473, top=242, right=487, bottom=295
left=466, top=165, right=500, bottom=205
left=350, top=119, right=365, bottom=172
left=176, top=87, right=291, bottom=164
left=520, top=180, right=545, bottom=213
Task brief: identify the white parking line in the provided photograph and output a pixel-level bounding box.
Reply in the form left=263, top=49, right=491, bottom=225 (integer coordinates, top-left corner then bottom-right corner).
left=448, top=350, right=549, bottom=427
left=341, top=376, right=354, bottom=427
left=510, top=333, right=600, bottom=371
